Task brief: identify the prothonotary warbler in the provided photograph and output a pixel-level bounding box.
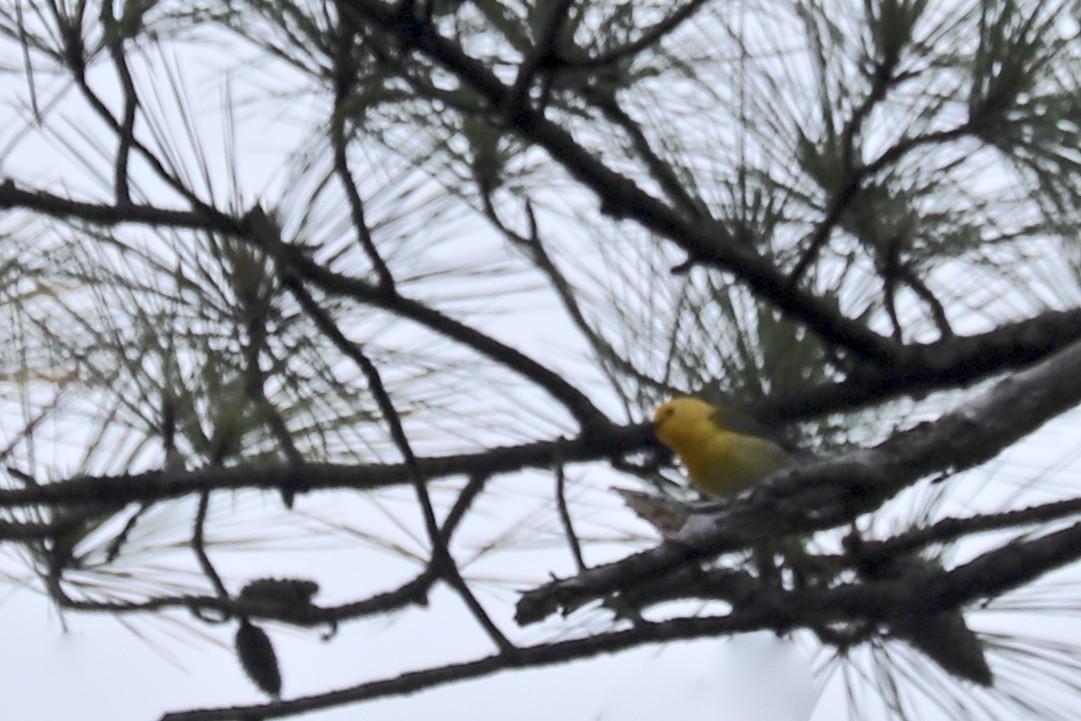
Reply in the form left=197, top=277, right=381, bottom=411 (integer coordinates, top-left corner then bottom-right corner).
left=653, top=396, right=792, bottom=497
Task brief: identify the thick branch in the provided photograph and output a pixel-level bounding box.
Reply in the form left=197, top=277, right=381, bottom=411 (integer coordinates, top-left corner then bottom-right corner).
left=159, top=519, right=1081, bottom=720
left=516, top=336, right=1081, bottom=623
left=754, top=308, right=1081, bottom=423
left=340, top=0, right=900, bottom=362
left=0, top=181, right=228, bottom=231
left=4, top=306, right=1081, bottom=514
left=0, top=422, right=654, bottom=509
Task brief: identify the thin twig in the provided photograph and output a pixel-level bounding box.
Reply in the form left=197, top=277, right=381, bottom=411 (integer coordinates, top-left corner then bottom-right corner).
left=99, top=1, right=137, bottom=206
left=328, top=12, right=396, bottom=291
left=502, top=0, right=577, bottom=116
left=270, top=243, right=514, bottom=651
left=557, top=0, right=711, bottom=70
left=553, top=438, right=586, bottom=573
left=192, top=491, right=229, bottom=601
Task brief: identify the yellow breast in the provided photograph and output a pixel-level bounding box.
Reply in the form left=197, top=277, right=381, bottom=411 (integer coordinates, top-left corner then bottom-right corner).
left=654, top=397, right=791, bottom=497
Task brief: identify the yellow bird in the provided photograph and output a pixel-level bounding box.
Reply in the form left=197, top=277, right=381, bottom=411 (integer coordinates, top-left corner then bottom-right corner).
left=654, top=397, right=993, bottom=685
left=653, top=396, right=792, bottom=497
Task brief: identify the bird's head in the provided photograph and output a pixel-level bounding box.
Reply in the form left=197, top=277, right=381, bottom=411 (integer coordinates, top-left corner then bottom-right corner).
left=653, top=396, right=715, bottom=447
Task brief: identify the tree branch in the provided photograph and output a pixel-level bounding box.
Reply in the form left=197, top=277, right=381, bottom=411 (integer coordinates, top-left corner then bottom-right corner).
left=517, top=336, right=1081, bottom=623
left=159, top=516, right=1081, bottom=720
left=0, top=423, right=654, bottom=509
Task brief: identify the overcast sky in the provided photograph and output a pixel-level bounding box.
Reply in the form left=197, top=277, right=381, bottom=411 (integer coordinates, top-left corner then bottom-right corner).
left=3, top=6, right=1081, bottom=721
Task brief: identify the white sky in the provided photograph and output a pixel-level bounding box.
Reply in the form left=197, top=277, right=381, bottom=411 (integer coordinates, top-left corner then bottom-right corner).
left=3, top=5, right=1081, bottom=721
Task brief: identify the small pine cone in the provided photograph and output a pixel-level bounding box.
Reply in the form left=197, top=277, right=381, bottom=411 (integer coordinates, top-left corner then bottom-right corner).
left=235, top=619, right=282, bottom=697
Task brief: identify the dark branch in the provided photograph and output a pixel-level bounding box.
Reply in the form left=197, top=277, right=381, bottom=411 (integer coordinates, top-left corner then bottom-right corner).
left=0, top=423, right=655, bottom=509
left=338, top=0, right=902, bottom=362
left=159, top=518, right=1081, bottom=720
left=517, top=336, right=1081, bottom=623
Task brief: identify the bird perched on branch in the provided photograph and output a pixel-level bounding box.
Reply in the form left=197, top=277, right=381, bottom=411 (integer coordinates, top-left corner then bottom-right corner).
left=651, top=395, right=802, bottom=580
left=653, top=396, right=793, bottom=497
left=652, top=395, right=993, bottom=686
